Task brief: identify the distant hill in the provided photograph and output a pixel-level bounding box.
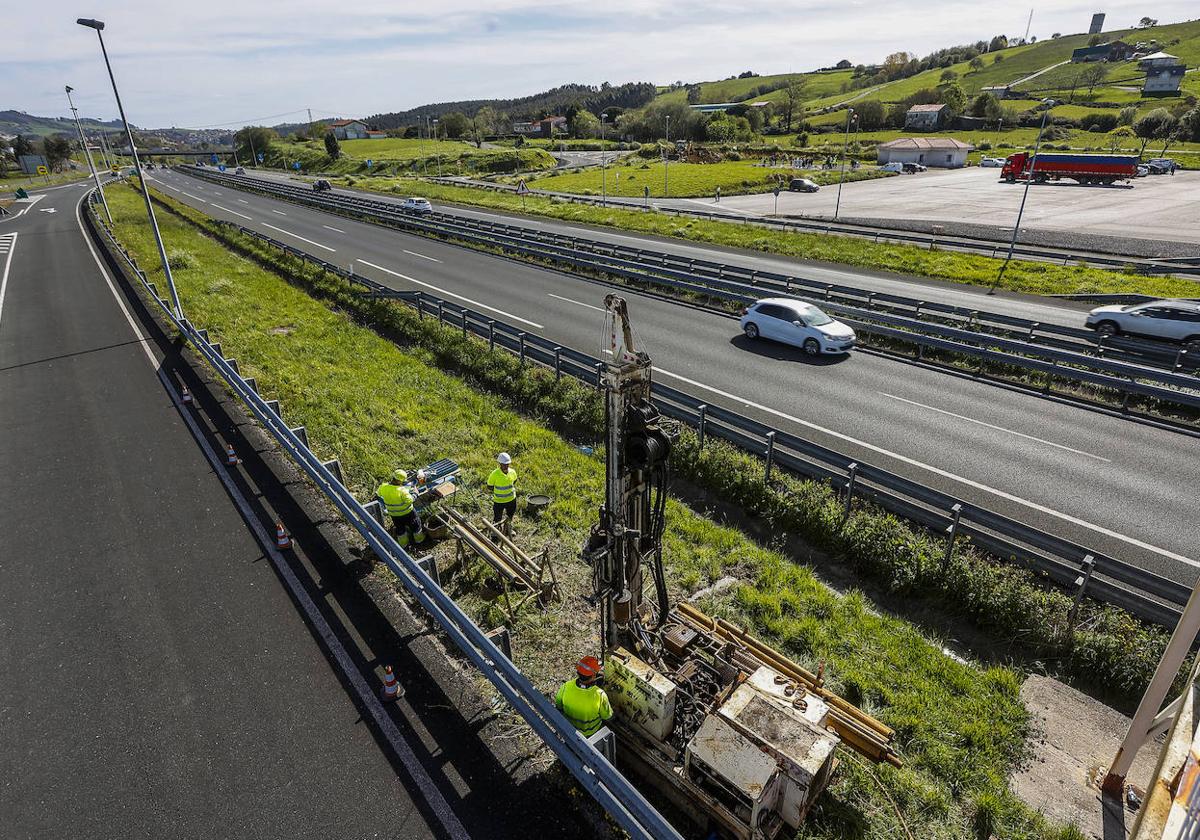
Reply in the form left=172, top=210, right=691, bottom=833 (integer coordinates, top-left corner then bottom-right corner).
left=363, top=82, right=657, bottom=129
left=0, top=109, right=129, bottom=138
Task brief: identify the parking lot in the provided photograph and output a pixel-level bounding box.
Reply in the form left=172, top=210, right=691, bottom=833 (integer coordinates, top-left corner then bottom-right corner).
left=666, top=167, right=1200, bottom=247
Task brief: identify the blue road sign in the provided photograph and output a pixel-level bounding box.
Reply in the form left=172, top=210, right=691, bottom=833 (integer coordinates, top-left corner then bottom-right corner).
left=293, top=162, right=301, bottom=171
left=210, top=153, right=219, bottom=164
left=218, top=164, right=226, bottom=172
left=366, top=159, right=373, bottom=168
left=257, top=152, right=265, bottom=162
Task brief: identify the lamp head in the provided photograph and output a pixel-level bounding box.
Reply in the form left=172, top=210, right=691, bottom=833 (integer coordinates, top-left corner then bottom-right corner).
left=76, top=18, right=105, bottom=30
left=65, top=85, right=74, bottom=93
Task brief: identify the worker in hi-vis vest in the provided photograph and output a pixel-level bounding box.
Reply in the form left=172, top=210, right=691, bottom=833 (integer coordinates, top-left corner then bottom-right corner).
left=376, top=469, right=425, bottom=548
left=487, top=452, right=517, bottom=536
left=555, top=655, right=613, bottom=737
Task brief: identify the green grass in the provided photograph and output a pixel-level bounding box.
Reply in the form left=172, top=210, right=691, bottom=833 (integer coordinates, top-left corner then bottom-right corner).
left=522, top=158, right=893, bottom=198
left=104, top=179, right=1079, bottom=839
left=338, top=137, right=481, bottom=160
left=1, top=166, right=94, bottom=190
left=262, top=139, right=556, bottom=177
left=335, top=175, right=1200, bottom=299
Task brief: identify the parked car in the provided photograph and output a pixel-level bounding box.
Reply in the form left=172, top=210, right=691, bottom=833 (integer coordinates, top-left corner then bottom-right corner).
left=979, top=157, right=1005, bottom=168
left=400, top=197, right=433, bottom=214
left=235, top=166, right=245, bottom=175
left=1146, top=158, right=1178, bottom=174
left=313, top=179, right=332, bottom=192
left=878, top=162, right=904, bottom=173
left=194, top=161, right=204, bottom=168
left=739, top=298, right=856, bottom=356
left=901, top=162, right=927, bottom=173
left=1136, top=164, right=1150, bottom=177
left=787, top=177, right=819, bottom=193
left=1085, top=300, right=1200, bottom=345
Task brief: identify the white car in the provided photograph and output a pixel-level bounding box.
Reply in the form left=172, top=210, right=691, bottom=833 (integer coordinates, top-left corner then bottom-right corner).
left=400, top=197, right=433, bottom=215
left=1085, top=300, right=1200, bottom=345
left=879, top=162, right=904, bottom=173
left=979, top=157, right=1006, bottom=168
left=739, top=298, right=856, bottom=355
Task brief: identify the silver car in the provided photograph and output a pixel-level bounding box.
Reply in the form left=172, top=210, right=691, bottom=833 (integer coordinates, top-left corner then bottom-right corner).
left=1085, top=300, right=1200, bottom=345
left=740, top=298, right=856, bottom=355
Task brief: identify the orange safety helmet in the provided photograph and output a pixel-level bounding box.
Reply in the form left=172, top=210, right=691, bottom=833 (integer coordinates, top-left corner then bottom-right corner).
left=576, top=655, right=602, bottom=679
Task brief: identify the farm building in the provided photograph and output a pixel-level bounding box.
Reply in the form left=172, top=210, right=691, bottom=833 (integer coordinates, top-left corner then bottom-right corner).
left=1070, top=41, right=1131, bottom=62
left=329, top=119, right=370, bottom=140
left=877, top=137, right=973, bottom=169
left=512, top=116, right=567, bottom=138
left=904, top=104, right=949, bottom=131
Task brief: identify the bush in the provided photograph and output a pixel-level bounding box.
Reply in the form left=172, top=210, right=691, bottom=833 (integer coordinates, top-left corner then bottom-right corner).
left=977, top=141, right=992, bottom=151
left=1080, top=113, right=1118, bottom=132
left=167, top=249, right=197, bottom=270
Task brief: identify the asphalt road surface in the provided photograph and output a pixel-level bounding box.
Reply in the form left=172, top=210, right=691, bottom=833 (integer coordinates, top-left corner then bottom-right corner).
left=0, top=181, right=508, bottom=838
left=153, top=168, right=1199, bottom=591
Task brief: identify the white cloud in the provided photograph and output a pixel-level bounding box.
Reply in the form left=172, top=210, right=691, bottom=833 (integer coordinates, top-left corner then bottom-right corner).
left=3, top=0, right=1196, bottom=127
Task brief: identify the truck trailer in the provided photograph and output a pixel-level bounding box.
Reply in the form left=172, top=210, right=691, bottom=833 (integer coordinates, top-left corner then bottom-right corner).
left=1000, top=152, right=1139, bottom=185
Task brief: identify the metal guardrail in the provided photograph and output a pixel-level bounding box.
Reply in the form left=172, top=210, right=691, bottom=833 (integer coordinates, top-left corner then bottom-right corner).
left=85, top=191, right=684, bottom=840
left=178, top=168, right=1200, bottom=414
left=424, top=175, right=1200, bottom=279
left=212, top=216, right=1190, bottom=628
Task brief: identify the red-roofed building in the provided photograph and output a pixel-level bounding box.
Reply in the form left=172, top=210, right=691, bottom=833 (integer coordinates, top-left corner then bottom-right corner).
left=329, top=119, right=369, bottom=140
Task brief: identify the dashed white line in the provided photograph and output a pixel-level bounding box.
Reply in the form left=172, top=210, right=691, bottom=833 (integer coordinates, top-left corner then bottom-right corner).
left=0, top=233, right=18, bottom=336
left=237, top=199, right=249, bottom=205
left=356, top=259, right=542, bottom=329
left=547, top=293, right=603, bottom=312
left=271, top=209, right=287, bottom=216
left=181, top=191, right=207, bottom=203
left=211, top=203, right=252, bottom=221
left=651, top=366, right=1196, bottom=569
left=403, top=249, right=441, bottom=263
left=878, top=393, right=1111, bottom=462
left=322, top=224, right=345, bottom=233
left=261, top=223, right=336, bottom=252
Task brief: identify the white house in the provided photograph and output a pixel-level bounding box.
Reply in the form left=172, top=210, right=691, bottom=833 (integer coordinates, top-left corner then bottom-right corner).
left=329, top=119, right=369, bottom=140
left=877, top=137, right=973, bottom=168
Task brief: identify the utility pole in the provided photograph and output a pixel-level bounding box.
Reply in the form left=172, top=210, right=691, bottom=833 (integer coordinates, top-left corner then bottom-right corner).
left=834, top=108, right=856, bottom=221
left=65, top=85, right=112, bottom=225
left=664, top=115, right=670, bottom=198
left=307, top=107, right=314, bottom=138
left=601, top=113, right=608, bottom=206
left=990, top=99, right=1052, bottom=294
left=246, top=131, right=259, bottom=167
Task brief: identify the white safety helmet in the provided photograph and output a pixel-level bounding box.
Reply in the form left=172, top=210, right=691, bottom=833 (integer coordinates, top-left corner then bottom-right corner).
left=497, top=452, right=512, bottom=465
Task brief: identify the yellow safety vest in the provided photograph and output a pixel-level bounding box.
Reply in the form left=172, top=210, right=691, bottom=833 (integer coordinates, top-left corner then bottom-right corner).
left=376, top=481, right=414, bottom=517
left=555, top=679, right=613, bottom=736
left=487, top=467, right=517, bottom=504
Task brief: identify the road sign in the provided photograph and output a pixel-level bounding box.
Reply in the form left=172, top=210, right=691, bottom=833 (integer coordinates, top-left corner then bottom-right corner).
left=218, top=164, right=226, bottom=172
left=773, top=187, right=780, bottom=197
left=293, top=162, right=301, bottom=171
left=35, top=165, right=48, bottom=176
left=366, top=159, right=373, bottom=169
left=516, top=180, right=529, bottom=195
left=210, top=153, right=219, bottom=164
left=256, top=152, right=265, bottom=163
left=15, top=188, right=29, bottom=199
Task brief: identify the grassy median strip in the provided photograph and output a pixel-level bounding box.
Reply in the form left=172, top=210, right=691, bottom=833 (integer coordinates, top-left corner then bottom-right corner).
left=331, top=175, right=1200, bottom=300
left=108, top=180, right=1096, bottom=840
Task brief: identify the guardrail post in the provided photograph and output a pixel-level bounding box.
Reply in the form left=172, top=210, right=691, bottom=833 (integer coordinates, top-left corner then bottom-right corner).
left=244, top=377, right=258, bottom=394
left=595, top=362, right=604, bottom=390
left=437, top=301, right=444, bottom=325
left=554, top=347, right=563, bottom=380
left=321, top=458, right=344, bottom=485
left=518, top=333, right=527, bottom=366
left=1028, top=322, right=1040, bottom=341
left=942, top=503, right=963, bottom=569
left=485, top=626, right=513, bottom=660
left=697, top=404, right=708, bottom=448
left=749, top=270, right=758, bottom=286
left=1173, top=347, right=1188, bottom=372
left=764, top=432, right=776, bottom=483
left=211, top=342, right=222, bottom=358
left=226, top=358, right=240, bottom=375
left=823, top=284, right=832, bottom=301
left=842, top=462, right=858, bottom=519
left=460, top=308, right=468, bottom=339
left=290, top=425, right=309, bottom=447
left=266, top=399, right=280, bottom=416
left=363, top=499, right=386, bottom=527
left=415, top=554, right=441, bottom=587
left=866, top=292, right=876, bottom=309
left=1122, top=377, right=1134, bottom=411
left=486, top=319, right=496, bottom=351
left=1067, top=554, right=1096, bottom=631
left=415, top=297, right=424, bottom=320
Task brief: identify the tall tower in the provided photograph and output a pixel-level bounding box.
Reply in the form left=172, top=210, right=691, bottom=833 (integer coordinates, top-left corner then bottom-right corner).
left=1089, top=13, right=1105, bottom=34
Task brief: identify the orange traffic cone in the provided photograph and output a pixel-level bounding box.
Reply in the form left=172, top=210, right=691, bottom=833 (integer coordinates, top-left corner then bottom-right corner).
left=181, top=387, right=193, bottom=405
left=380, top=665, right=404, bottom=701
left=225, top=442, right=239, bottom=466
left=274, top=522, right=292, bottom=550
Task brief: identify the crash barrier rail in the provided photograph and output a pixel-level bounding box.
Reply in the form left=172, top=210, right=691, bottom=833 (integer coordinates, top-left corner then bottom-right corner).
left=216, top=218, right=1190, bottom=628
left=84, top=191, right=684, bottom=840
left=422, top=176, right=1198, bottom=279
left=183, top=167, right=1198, bottom=375
left=178, top=169, right=1200, bottom=415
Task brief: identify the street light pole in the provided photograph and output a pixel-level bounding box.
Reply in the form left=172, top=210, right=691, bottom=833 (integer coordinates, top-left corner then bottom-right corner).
left=77, top=17, right=183, bottom=319
left=664, top=115, right=670, bottom=198
left=601, top=113, right=608, bottom=206
left=990, top=100, right=1052, bottom=294
left=834, top=108, right=856, bottom=221
left=65, top=85, right=112, bottom=225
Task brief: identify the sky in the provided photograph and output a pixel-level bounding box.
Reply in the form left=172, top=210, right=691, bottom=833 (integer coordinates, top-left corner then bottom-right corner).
left=3, top=1, right=1196, bottom=129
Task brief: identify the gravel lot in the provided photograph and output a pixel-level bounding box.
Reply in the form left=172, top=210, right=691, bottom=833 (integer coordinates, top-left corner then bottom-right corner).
left=664, top=167, right=1200, bottom=253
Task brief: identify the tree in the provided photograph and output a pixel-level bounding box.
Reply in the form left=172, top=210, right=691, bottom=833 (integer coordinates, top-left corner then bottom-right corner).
left=1139, top=16, right=1157, bottom=28
left=439, top=111, right=470, bottom=139
left=937, top=82, right=967, bottom=114
left=1118, top=106, right=1138, bottom=126
left=1051, top=32, right=1061, bottom=39
left=234, top=126, right=277, bottom=164
left=569, top=109, right=600, bottom=139
left=472, top=105, right=499, bottom=146
left=939, top=69, right=959, bottom=83
left=969, top=92, right=1003, bottom=120
left=988, top=35, right=1008, bottom=52
left=781, top=80, right=807, bottom=132
left=968, top=56, right=985, bottom=72
left=1178, top=107, right=1200, bottom=143
left=324, top=131, right=341, bottom=160
left=1133, top=108, right=1177, bottom=154
left=42, top=135, right=73, bottom=171
left=1080, top=63, right=1107, bottom=96
left=853, top=99, right=885, bottom=129
left=685, top=85, right=702, bottom=105
left=14, top=135, right=34, bottom=159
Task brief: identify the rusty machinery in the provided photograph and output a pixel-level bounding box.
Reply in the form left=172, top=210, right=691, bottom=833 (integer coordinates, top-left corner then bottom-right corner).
left=582, top=295, right=900, bottom=839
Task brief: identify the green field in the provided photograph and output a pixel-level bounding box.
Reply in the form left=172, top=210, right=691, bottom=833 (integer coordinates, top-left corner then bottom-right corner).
left=523, top=158, right=892, bottom=198
left=262, top=138, right=557, bottom=176
left=106, top=179, right=1094, bottom=839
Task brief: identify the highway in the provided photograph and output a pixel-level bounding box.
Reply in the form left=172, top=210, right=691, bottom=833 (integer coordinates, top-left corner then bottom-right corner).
left=151, top=168, right=1199, bottom=589
left=0, top=181, right=566, bottom=837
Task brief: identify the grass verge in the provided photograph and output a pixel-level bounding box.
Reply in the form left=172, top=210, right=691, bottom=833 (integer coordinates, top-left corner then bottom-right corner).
left=104, top=181, right=1102, bottom=838
left=330, top=176, right=1200, bottom=299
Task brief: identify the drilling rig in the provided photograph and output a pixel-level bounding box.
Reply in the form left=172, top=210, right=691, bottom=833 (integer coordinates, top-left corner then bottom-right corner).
left=583, top=294, right=900, bottom=839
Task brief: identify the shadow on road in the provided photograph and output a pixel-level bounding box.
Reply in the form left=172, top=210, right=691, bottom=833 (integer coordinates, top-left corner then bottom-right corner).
left=728, top=333, right=852, bottom=366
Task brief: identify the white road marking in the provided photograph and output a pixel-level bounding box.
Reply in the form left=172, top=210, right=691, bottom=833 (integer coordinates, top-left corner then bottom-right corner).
left=73, top=193, right=470, bottom=840
left=0, top=233, right=17, bottom=336
left=403, top=249, right=441, bottom=263
left=356, top=258, right=543, bottom=329
left=181, top=191, right=207, bottom=203
left=548, top=293, right=604, bottom=312
left=1, top=194, right=45, bottom=221
left=211, top=203, right=252, bottom=220
left=322, top=224, right=345, bottom=233
left=271, top=209, right=287, bottom=215
left=261, top=223, right=336, bottom=252
left=677, top=198, right=760, bottom=216
left=879, top=393, right=1111, bottom=462
left=237, top=199, right=249, bottom=205
left=651, top=366, right=1197, bottom=569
